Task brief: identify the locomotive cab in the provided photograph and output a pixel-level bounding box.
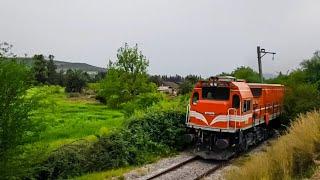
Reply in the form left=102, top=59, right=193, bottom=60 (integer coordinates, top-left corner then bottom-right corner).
left=187, top=76, right=253, bottom=131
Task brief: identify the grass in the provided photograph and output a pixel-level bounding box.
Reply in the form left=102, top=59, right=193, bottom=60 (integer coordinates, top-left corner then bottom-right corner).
left=28, top=86, right=124, bottom=144
left=10, top=86, right=125, bottom=178
left=72, top=167, right=133, bottom=180
left=226, top=111, right=320, bottom=180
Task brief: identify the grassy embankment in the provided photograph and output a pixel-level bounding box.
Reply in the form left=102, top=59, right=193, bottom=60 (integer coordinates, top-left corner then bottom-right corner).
left=10, top=86, right=125, bottom=177
left=226, top=111, right=320, bottom=179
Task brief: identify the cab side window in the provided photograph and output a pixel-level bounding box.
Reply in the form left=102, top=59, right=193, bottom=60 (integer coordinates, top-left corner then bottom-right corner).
left=232, top=95, right=240, bottom=109
left=192, top=92, right=199, bottom=104
left=243, top=100, right=251, bottom=112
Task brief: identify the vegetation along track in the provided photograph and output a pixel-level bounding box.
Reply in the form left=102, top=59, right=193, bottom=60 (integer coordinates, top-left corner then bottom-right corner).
left=140, top=155, right=225, bottom=180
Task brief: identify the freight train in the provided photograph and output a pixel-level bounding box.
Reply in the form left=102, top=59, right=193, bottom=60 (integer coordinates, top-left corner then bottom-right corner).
left=185, top=76, right=285, bottom=160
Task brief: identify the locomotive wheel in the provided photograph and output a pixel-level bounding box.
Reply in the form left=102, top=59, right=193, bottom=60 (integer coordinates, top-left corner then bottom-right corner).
left=240, top=138, right=248, bottom=152
left=238, top=131, right=248, bottom=152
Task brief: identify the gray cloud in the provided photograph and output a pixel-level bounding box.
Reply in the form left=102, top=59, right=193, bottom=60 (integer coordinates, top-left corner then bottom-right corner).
left=1, top=0, right=319, bottom=77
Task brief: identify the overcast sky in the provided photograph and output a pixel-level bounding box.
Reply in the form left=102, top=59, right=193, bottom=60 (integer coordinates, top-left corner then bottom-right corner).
left=1, top=0, right=319, bottom=77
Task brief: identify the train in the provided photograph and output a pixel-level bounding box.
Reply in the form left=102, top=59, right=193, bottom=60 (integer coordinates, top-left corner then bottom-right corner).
left=185, top=76, right=285, bottom=160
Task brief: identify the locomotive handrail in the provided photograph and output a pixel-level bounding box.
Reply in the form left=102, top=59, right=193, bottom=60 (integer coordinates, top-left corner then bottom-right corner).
left=227, top=108, right=237, bottom=129
left=185, top=104, right=190, bottom=124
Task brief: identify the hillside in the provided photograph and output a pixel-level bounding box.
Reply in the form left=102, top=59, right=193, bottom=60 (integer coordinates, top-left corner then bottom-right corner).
left=15, top=57, right=106, bottom=73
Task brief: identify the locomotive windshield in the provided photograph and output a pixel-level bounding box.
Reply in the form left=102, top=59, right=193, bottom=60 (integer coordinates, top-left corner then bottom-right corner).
left=202, top=87, right=230, bottom=100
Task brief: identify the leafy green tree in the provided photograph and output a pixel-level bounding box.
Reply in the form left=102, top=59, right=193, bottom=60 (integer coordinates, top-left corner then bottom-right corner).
left=57, top=70, right=66, bottom=86
left=149, top=75, right=163, bottom=86
left=178, top=75, right=201, bottom=95
left=267, top=56, right=320, bottom=121
left=300, top=51, right=320, bottom=90
left=33, top=54, right=48, bottom=84
left=284, top=83, right=320, bottom=120
left=47, top=55, right=58, bottom=85
left=115, top=43, right=149, bottom=75
left=65, top=69, right=87, bottom=93
left=231, top=66, right=260, bottom=82
left=0, top=42, right=14, bottom=58
left=99, top=43, right=156, bottom=108
left=178, top=81, right=194, bottom=95
left=92, top=72, right=106, bottom=83
left=217, top=72, right=232, bottom=76
left=0, top=60, right=35, bottom=173
left=185, top=75, right=201, bottom=84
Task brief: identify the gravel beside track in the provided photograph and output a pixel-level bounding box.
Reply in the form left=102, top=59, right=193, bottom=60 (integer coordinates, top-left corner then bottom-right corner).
left=124, top=152, right=196, bottom=179
left=148, top=159, right=221, bottom=180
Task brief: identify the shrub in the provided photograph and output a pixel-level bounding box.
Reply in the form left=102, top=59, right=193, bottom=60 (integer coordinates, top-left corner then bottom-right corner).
left=36, top=140, right=91, bottom=179
left=283, top=83, right=320, bottom=121
left=121, top=92, right=164, bottom=116
left=87, top=83, right=100, bottom=92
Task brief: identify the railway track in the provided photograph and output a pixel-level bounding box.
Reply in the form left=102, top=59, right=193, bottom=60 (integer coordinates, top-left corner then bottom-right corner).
left=129, top=137, right=274, bottom=180
left=140, top=155, right=225, bottom=180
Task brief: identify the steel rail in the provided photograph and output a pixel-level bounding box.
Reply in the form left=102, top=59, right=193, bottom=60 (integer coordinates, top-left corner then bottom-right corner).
left=144, top=155, right=199, bottom=180
left=193, top=162, right=226, bottom=180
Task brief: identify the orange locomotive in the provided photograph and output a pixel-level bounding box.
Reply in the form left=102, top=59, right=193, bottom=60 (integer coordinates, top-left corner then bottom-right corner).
left=186, top=76, right=285, bottom=160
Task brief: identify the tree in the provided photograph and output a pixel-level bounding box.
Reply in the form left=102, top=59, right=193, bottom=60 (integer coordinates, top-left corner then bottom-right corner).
left=99, top=43, right=156, bottom=108
left=0, top=42, right=14, bottom=58
left=300, top=51, right=320, bottom=85
left=47, top=55, right=58, bottom=85
left=0, top=60, right=35, bottom=172
left=217, top=72, right=232, bottom=76
left=178, top=75, right=201, bottom=95
left=57, top=70, right=66, bottom=86
left=178, top=80, right=194, bottom=95
left=232, top=66, right=260, bottom=83
left=185, top=74, right=201, bottom=84
left=149, top=75, right=163, bottom=86
left=115, top=43, right=149, bottom=75
left=65, top=69, right=87, bottom=93
left=33, top=54, right=48, bottom=84
left=92, top=71, right=106, bottom=83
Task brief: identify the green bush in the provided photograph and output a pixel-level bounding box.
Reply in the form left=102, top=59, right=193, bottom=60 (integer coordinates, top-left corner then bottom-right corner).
left=36, top=140, right=91, bottom=179
left=284, top=83, right=320, bottom=121
left=121, top=92, right=164, bottom=116
left=87, top=83, right=100, bottom=92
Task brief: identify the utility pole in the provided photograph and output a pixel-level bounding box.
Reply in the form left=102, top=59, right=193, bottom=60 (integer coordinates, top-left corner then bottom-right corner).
left=257, top=46, right=276, bottom=83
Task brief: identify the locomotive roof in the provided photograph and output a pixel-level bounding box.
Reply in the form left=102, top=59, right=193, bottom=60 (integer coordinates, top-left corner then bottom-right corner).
left=247, top=83, right=284, bottom=87
left=231, top=81, right=253, bottom=99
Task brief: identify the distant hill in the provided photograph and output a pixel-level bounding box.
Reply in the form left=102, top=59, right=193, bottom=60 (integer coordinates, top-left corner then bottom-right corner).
left=14, top=57, right=106, bottom=73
